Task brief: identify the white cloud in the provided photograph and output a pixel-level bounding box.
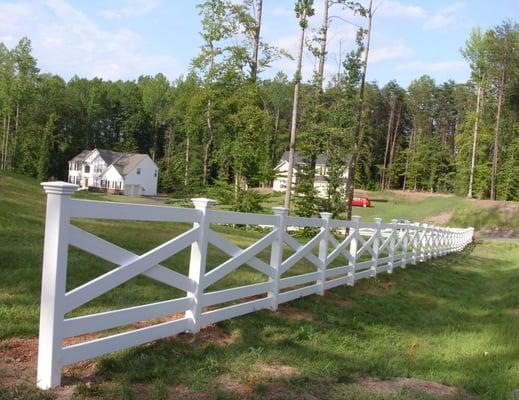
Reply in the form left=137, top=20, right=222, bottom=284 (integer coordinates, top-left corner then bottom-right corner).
left=369, top=42, right=412, bottom=63
left=99, top=0, right=160, bottom=20
left=396, top=60, right=466, bottom=73
left=376, top=1, right=426, bottom=19
left=424, top=2, right=465, bottom=31
left=0, top=0, right=180, bottom=81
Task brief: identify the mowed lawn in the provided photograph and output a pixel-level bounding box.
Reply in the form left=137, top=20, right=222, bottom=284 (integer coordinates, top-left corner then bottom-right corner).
left=1, top=173, right=519, bottom=399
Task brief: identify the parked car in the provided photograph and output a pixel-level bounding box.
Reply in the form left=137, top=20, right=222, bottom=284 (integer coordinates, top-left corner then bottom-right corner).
left=352, top=196, right=371, bottom=207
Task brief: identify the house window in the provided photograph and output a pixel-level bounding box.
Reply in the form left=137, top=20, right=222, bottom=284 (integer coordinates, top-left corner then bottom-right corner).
left=154, top=170, right=157, bottom=178
left=137, top=168, right=141, bottom=175
left=84, top=165, right=90, bottom=173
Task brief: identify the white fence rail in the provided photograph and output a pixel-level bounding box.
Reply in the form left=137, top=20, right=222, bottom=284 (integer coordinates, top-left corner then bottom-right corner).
left=36, top=181, right=474, bottom=389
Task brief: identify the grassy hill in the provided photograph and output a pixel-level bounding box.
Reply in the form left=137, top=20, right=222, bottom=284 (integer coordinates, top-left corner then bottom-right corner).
left=1, top=173, right=519, bottom=399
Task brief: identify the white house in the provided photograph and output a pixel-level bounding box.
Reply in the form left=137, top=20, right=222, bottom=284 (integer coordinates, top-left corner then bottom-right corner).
left=273, top=151, right=350, bottom=198
left=68, top=149, right=158, bottom=196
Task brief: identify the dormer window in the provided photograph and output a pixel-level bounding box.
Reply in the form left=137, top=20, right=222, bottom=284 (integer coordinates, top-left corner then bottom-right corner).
left=137, top=168, right=141, bottom=175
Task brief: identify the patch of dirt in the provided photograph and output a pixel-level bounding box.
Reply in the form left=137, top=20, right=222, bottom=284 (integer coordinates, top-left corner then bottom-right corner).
left=356, top=375, right=461, bottom=397
left=277, top=305, right=315, bottom=322
left=0, top=338, right=38, bottom=387
left=252, top=363, right=300, bottom=379
left=381, top=280, right=397, bottom=289
left=424, top=211, right=454, bottom=226
left=335, top=298, right=355, bottom=307
left=214, top=373, right=254, bottom=397
left=388, top=190, right=453, bottom=200
left=176, top=323, right=237, bottom=346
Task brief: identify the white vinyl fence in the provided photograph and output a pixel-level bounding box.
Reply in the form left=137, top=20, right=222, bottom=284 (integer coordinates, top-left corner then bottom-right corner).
left=36, top=181, right=474, bottom=389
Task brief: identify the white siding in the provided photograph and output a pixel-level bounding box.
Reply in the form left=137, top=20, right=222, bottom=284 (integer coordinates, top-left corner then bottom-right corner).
left=125, top=156, right=158, bottom=196
left=100, top=166, right=124, bottom=190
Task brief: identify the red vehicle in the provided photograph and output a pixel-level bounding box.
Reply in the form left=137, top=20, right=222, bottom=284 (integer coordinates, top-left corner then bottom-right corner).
left=352, top=196, right=371, bottom=207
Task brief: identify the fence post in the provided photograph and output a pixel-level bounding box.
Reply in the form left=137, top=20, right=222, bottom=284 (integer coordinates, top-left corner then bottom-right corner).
left=348, top=216, right=361, bottom=286
left=37, top=181, right=77, bottom=389
left=370, top=218, right=382, bottom=277
left=433, top=226, right=440, bottom=257
left=411, top=223, right=418, bottom=265
left=401, top=220, right=410, bottom=269
left=419, top=224, right=427, bottom=262
left=187, top=198, right=215, bottom=333
left=318, top=212, right=332, bottom=295
left=388, top=219, right=397, bottom=273
left=269, top=207, right=287, bottom=310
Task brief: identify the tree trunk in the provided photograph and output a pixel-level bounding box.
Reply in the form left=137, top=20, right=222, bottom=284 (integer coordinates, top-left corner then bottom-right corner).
left=403, top=119, right=416, bottom=191
left=381, top=93, right=395, bottom=189
left=387, top=104, right=401, bottom=189
left=467, top=83, right=483, bottom=198
left=251, top=0, right=263, bottom=81
left=271, top=107, right=280, bottom=168
left=1, top=115, right=6, bottom=171
left=316, top=0, right=329, bottom=94
left=13, top=103, right=19, bottom=169
left=284, top=8, right=308, bottom=210
left=203, top=99, right=214, bottom=186
left=490, top=69, right=505, bottom=201
left=345, top=0, right=373, bottom=220
left=3, top=114, right=11, bottom=171
left=184, top=136, right=190, bottom=186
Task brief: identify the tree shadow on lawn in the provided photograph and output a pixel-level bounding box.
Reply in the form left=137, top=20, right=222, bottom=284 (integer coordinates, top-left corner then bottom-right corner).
left=80, top=244, right=519, bottom=399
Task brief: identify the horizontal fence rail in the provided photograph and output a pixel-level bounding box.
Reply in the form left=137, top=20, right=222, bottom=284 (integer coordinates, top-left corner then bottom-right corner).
left=36, top=181, right=474, bottom=389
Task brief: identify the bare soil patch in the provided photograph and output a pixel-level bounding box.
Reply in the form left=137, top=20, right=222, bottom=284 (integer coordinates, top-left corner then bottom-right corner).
left=253, top=363, right=300, bottom=379
left=335, top=298, right=355, bottom=307
left=424, top=211, right=454, bottom=226
left=356, top=375, right=462, bottom=397
left=277, top=305, right=315, bottom=322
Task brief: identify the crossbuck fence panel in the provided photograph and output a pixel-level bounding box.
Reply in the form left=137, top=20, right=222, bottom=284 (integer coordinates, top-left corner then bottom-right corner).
left=36, top=181, right=474, bottom=389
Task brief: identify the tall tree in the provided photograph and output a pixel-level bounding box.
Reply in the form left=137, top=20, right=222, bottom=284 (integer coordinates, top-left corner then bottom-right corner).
left=487, top=21, right=518, bottom=200
left=284, top=0, right=314, bottom=209
left=462, top=28, right=489, bottom=198
left=345, top=0, right=371, bottom=220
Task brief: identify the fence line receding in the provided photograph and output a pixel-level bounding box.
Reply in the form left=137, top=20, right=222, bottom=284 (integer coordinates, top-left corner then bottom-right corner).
left=36, top=181, right=474, bottom=389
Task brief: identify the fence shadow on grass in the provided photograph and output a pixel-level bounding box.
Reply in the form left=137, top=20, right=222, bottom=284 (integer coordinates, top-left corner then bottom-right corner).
left=72, top=243, right=519, bottom=399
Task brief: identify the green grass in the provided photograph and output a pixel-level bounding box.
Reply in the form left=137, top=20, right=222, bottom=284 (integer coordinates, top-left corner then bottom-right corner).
left=1, top=173, right=519, bottom=399
left=349, top=191, right=465, bottom=223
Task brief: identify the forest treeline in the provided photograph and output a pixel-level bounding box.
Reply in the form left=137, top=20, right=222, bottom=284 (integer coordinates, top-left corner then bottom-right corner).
left=0, top=1, right=518, bottom=216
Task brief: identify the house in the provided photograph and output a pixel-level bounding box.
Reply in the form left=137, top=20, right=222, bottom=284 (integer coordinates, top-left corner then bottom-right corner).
left=68, top=148, right=158, bottom=196
left=273, top=151, right=350, bottom=198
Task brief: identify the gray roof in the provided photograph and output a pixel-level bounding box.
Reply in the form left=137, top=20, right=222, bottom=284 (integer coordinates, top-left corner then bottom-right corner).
left=280, top=151, right=327, bottom=165
left=97, top=149, right=126, bottom=165
left=69, top=149, right=91, bottom=163
left=69, top=148, right=151, bottom=176
left=112, top=153, right=147, bottom=176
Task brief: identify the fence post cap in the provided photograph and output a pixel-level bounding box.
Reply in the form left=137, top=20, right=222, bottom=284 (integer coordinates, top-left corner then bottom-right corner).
left=191, top=198, right=217, bottom=209
left=41, top=181, right=78, bottom=195
left=320, top=212, right=333, bottom=219
left=351, top=215, right=361, bottom=222
left=374, top=217, right=383, bottom=223
left=272, top=206, right=288, bottom=215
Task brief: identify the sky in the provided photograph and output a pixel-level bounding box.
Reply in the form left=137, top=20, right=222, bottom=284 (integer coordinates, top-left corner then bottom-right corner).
left=0, top=0, right=517, bottom=88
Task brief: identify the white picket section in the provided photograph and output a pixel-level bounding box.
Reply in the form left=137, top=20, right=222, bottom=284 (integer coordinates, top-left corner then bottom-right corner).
left=36, top=181, right=475, bottom=389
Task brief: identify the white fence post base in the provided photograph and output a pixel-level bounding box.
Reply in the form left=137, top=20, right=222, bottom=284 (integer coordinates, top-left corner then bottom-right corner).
left=37, top=182, right=77, bottom=390
left=269, top=207, right=287, bottom=310
left=186, top=198, right=215, bottom=333
left=348, top=216, right=361, bottom=286
left=370, top=218, right=382, bottom=277
left=318, top=213, right=332, bottom=295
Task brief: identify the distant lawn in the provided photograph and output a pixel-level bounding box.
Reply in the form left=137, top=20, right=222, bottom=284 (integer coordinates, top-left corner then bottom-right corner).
left=1, top=173, right=519, bottom=399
